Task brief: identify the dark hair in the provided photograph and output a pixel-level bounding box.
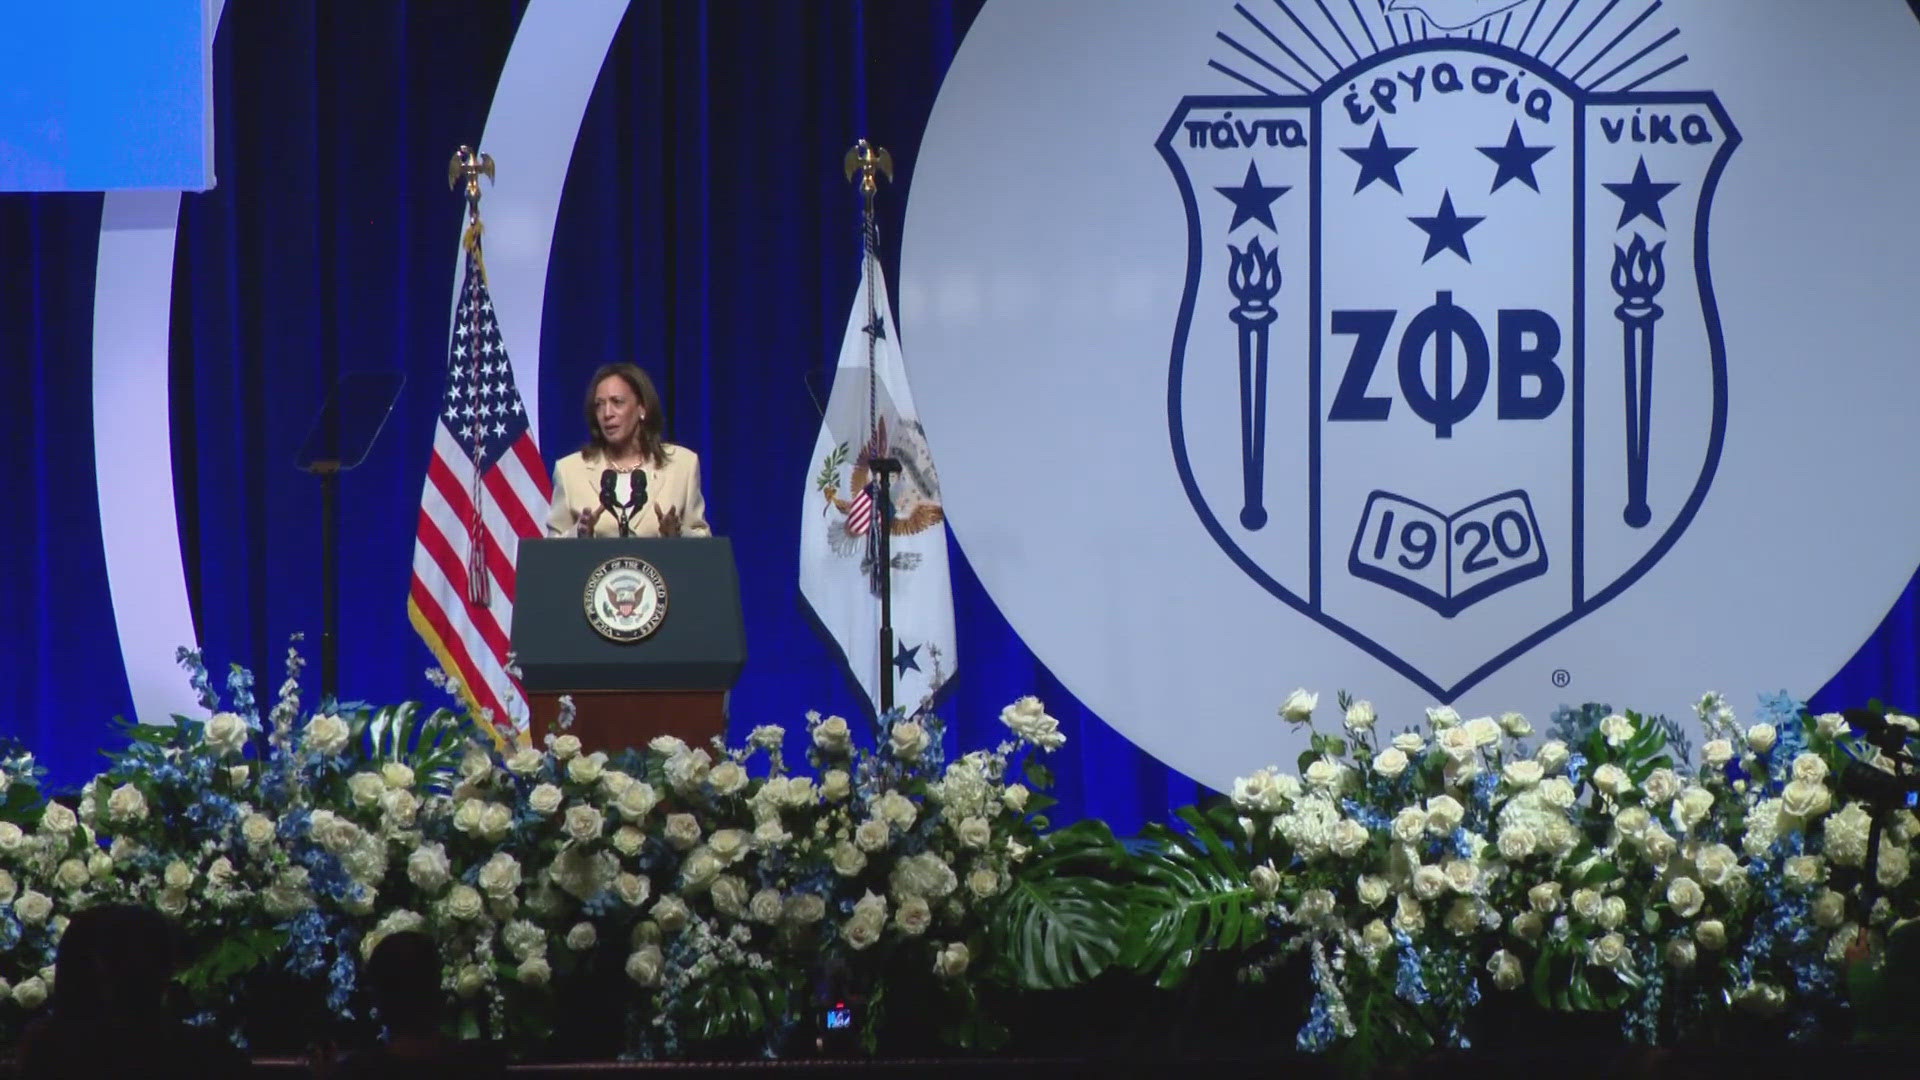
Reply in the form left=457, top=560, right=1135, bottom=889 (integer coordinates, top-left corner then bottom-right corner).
left=364, top=930, right=443, bottom=1035
left=52, top=904, right=177, bottom=1021
left=582, top=362, right=666, bottom=467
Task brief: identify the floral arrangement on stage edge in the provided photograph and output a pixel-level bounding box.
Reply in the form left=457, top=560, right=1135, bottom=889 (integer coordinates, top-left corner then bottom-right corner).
left=0, top=646, right=1062, bottom=1056
left=0, top=649, right=1917, bottom=1069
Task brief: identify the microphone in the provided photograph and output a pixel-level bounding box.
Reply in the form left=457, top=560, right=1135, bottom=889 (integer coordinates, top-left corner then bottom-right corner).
left=627, top=469, right=648, bottom=512
left=599, top=469, right=619, bottom=513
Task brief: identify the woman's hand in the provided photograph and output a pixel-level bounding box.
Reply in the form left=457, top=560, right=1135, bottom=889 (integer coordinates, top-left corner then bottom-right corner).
left=574, top=506, right=604, bottom=536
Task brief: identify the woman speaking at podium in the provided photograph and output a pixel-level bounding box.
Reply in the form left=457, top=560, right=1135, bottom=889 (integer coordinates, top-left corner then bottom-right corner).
left=547, top=362, right=711, bottom=538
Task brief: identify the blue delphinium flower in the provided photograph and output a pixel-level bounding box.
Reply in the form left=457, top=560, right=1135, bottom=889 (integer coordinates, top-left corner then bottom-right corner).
left=1296, top=991, right=1338, bottom=1052
left=1393, top=935, right=1429, bottom=1006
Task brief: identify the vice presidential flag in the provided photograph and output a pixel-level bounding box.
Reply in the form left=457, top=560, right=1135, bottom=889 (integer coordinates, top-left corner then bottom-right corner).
left=408, top=229, right=551, bottom=744
left=800, top=253, right=955, bottom=715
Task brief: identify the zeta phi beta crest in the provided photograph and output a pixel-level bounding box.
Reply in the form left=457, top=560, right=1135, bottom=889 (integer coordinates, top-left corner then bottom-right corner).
left=1161, top=0, right=1739, bottom=701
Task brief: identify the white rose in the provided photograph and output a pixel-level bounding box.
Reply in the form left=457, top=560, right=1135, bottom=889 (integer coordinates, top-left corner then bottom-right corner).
left=1614, top=806, right=1651, bottom=839
left=1330, top=818, right=1370, bottom=859
left=479, top=802, right=514, bottom=842
left=0, top=871, right=14, bottom=904
left=967, top=867, right=1002, bottom=899
left=160, top=859, right=193, bottom=891
left=1702, top=739, right=1734, bottom=767
left=39, top=802, right=77, bottom=834
left=12, top=977, right=47, bottom=1009
left=1465, top=716, right=1502, bottom=748
left=1878, top=846, right=1911, bottom=888
left=1536, top=741, right=1570, bottom=773
left=1393, top=732, right=1427, bottom=754
left=891, top=853, right=960, bottom=900
left=1599, top=713, right=1636, bottom=747
left=1571, top=888, right=1603, bottom=921
left=888, top=720, right=931, bottom=761
left=751, top=888, right=786, bottom=925
left=785, top=893, right=828, bottom=925
left=1444, top=859, right=1480, bottom=895
left=1436, top=727, right=1477, bottom=765
left=104, top=783, right=149, bottom=824
left=547, top=733, right=582, bottom=761
left=90, top=853, right=116, bottom=882
left=615, top=872, right=651, bottom=907
left=1299, top=888, right=1337, bottom=925
left=1592, top=764, right=1633, bottom=798
left=0, top=821, right=29, bottom=853
left=452, top=799, right=483, bottom=834
left=822, top=770, right=852, bottom=802
left=708, top=761, right=749, bottom=796
left=1427, top=705, right=1462, bottom=729
left=304, top=713, right=351, bottom=755
left=832, top=841, right=869, bottom=877
left=894, top=895, right=933, bottom=936
left=1500, top=712, right=1533, bottom=737
left=407, top=843, right=452, bottom=893
left=652, top=895, right=690, bottom=933
left=565, top=922, right=597, bottom=951
left=753, top=818, right=792, bottom=851
left=1425, top=794, right=1465, bottom=834
left=1498, top=826, right=1538, bottom=861
left=1413, top=865, right=1449, bottom=901
left=347, top=771, right=385, bottom=809
left=810, top=716, right=852, bottom=755
left=933, top=942, right=971, bottom=978
left=1783, top=855, right=1825, bottom=890
left=1812, top=889, right=1847, bottom=928
left=1510, top=911, right=1544, bottom=942
left=382, top=789, right=419, bottom=829
left=1666, top=877, right=1706, bottom=919
left=1392, top=807, right=1427, bottom=845
left=1361, top=919, right=1394, bottom=952
left=1488, top=949, right=1524, bottom=990
left=664, top=813, right=702, bottom=850
left=1374, top=748, right=1409, bottom=779
left=1001, top=783, right=1029, bottom=812
left=562, top=805, right=604, bottom=843
left=567, top=752, right=607, bottom=785
left=956, top=816, right=992, bottom=849
left=1344, top=700, right=1376, bottom=731
left=1695, top=919, right=1727, bottom=950
left=626, top=946, right=664, bottom=987
left=15, top=890, right=53, bottom=925
left=842, top=903, right=887, bottom=950
left=680, top=848, right=723, bottom=890
left=999, top=697, right=1066, bottom=751
left=446, top=884, right=485, bottom=921
left=1528, top=882, right=1562, bottom=913
left=1662, top=938, right=1696, bottom=971
left=505, top=747, right=544, bottom=775
left=708, top=828, right=749, bottom=865
left=1676, top=787, right=1716, bottom=830
left=876, top=791, right=919, bottom=830
left=1589, top=932, right=1629, bottom=970
left=1781, top=779, right=1831, bottom=820
left=515, top=956, right=552, bottom=987
left=478, top=853, right=522, bottom=901
left=1746, top=724, right=1777, bottom=753
left=53, top=859, right=89, bottom=892
left=1393, top=894, right=1426, bottom=934
left=1503, top=761, right=1543, bottom=789
left=1278, top=689, right=1319, bottom=724
left=1695, top=843, right=1740, bottom=889
left=1642, top=769, right=1681, bottom=805
left=1354, top=874, right=1389, bottom=908
left=610, top=825, right=645, bottom=857
left=616, top=781, right=660, bottom=821
left=1815, top=712, right=1849, bottom=738
left=528, top=783, right=563, bottom=815
left=1251, top=864, right=1284, bottom=901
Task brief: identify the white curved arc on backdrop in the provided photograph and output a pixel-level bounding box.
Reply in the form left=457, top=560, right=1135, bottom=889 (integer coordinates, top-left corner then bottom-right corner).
left=457, top=0, right=633, bottom=442
left=93, top=0, right=227, bottom=724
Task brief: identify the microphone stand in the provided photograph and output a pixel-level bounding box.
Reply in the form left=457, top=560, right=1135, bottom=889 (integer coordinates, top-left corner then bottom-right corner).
left=869, top=455, right=901, bottom=714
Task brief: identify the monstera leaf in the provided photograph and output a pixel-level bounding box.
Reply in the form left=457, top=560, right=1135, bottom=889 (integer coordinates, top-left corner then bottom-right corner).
left=361, top=701, right=467, bottom=782
left=1119, top=802, right=1263, bottom=989
left=987, top=818, right=1134, bottom=990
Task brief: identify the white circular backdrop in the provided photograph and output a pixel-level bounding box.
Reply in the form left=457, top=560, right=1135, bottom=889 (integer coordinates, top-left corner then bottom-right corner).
left=903, top=0, right=1920, bottom=790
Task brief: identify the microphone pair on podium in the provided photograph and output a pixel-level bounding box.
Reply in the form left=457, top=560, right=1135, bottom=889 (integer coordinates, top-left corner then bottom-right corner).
left=598, top=468, right=648, bottom=537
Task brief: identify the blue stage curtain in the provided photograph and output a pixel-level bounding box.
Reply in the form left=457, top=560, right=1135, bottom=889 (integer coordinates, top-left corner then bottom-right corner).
left=0, top=1, right=1911, bottom=834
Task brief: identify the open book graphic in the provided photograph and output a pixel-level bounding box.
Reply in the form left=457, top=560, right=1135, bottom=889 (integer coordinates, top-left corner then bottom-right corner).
left=1348, top=489, right=1548, bottom=618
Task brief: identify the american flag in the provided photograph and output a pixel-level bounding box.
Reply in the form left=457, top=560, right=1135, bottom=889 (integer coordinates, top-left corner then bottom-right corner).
left=845, top=485, right=873, bottom=537
left=407, top=232, right=551, bottom=744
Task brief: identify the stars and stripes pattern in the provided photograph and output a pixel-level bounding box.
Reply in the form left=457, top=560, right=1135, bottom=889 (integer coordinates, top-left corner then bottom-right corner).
left=407, top=232, right=551, bottom=743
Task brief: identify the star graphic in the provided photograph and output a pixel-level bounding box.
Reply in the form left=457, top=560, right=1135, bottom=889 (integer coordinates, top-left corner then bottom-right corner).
left=863, top=315, right=886, bottom=340
left=1408, top=190, right=1485, bottom=264
left=1603, top=157, right=1681, bottom=229
left=1340, top=122, right=1417, bottom=194
left=892, top=641, right=922, bottom=675
left=1477, top=121, right=1553, bottom=193
left=1213, top=161, right=1290, bottom=231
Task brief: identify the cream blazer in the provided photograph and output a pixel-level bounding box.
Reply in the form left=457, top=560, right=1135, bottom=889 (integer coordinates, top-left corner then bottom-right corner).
left=547, top=445, right=712, bottom=537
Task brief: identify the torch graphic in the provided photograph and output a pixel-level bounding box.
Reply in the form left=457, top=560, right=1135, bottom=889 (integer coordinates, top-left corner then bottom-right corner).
left=1228, top=237, right=1282, bottom=530
left=1611, top=234, right=1665, bottom=529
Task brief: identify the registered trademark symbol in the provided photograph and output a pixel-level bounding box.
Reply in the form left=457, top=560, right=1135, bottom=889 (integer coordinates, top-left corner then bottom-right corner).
left=1551, top=669, right=1571, bottom=688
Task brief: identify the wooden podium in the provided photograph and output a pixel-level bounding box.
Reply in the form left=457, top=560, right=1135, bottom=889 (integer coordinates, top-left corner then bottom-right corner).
left=512, top=537, right=747, bottom=753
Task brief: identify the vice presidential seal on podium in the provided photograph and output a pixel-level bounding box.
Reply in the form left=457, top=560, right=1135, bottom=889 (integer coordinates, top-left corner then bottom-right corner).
left=512, top=537, right=746, bottom=751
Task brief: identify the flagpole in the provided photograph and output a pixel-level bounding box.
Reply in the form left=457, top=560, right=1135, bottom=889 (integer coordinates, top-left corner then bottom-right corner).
left=449, top=146, right=496, bottom=608
left=844, top=139, right=899, bottom=714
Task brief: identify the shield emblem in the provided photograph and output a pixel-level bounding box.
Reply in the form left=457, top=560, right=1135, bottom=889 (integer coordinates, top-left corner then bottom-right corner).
left=1160, top=37, right=1738, bottom=701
